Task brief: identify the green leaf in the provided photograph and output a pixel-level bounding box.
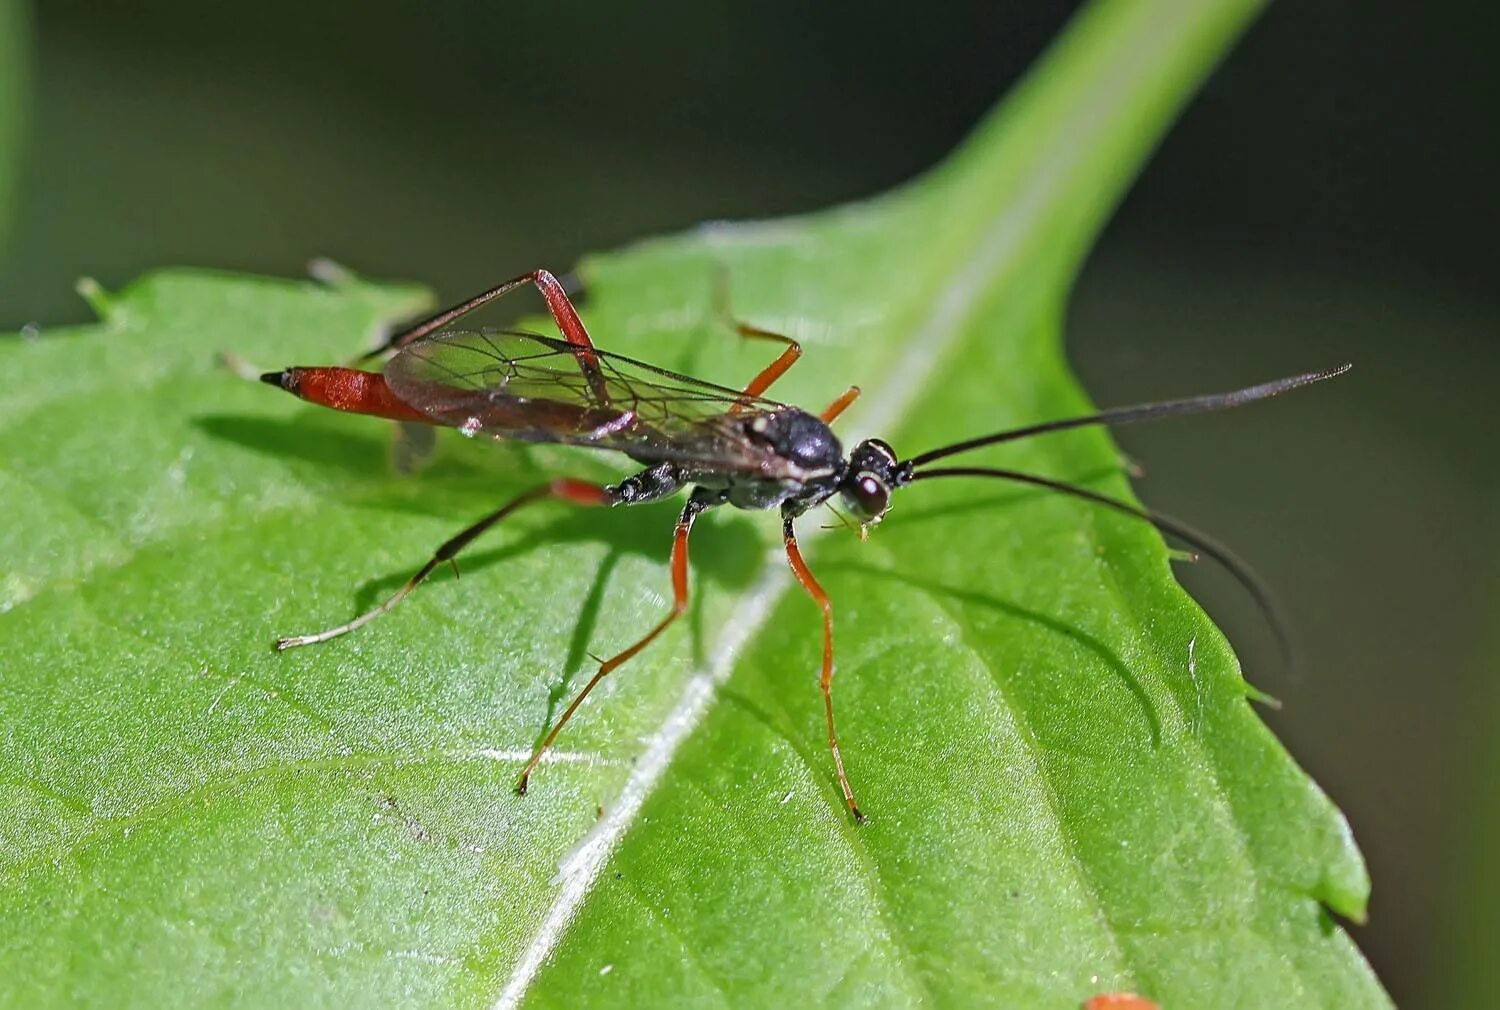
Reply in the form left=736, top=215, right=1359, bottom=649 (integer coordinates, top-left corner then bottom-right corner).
left=0, top=1, right=1387, bottom=1007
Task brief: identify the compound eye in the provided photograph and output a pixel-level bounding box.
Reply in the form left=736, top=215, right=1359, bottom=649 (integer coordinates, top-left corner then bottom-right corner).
left=849, top=473, right=890, bottom=521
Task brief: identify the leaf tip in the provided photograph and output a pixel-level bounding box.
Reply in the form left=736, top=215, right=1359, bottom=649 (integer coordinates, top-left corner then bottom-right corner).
left=1243, top=681, right=1283, bottom=710
left=74, top=276, right=119, bottom=323
left=306, top=256, right=359, bottom=288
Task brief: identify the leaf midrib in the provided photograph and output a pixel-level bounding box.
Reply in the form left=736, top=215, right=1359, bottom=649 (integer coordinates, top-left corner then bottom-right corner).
left=493, top=5, right=1275, bottom=1002
left=490, top=218, right=1029, bottom=1007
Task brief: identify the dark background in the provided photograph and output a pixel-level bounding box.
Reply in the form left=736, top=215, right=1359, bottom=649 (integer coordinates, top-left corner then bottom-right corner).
left=3, top=2, right=1495, bottom=1005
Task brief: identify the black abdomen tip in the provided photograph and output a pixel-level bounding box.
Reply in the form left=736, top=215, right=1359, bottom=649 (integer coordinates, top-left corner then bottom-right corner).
left=260, top=370, right=290, bottom=388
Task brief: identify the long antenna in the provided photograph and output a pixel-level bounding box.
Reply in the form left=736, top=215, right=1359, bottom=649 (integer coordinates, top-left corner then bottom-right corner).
left=906, top=364, right=1351, bottom=467
left=909, top=465, right=1293, bottom=675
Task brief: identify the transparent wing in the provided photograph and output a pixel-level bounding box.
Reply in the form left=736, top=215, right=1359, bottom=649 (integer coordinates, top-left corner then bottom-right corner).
left=383, top=328, right=781, bottom=469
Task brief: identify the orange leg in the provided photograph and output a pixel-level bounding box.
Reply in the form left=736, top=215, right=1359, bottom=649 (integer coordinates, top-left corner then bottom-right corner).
left=369, top=268, right=609, bottom=403
left=733, top=322, right=802, bottom=409
left=713, top=268, right=804, bottom=409
left=516, top=490, right=721, bottom=794
left=379, top=269, right=592, bottom=354
left=781, top=509, right=865, bottom=823
left=819, top=385, right=862, bottom=423
left=273, top=478, right=613, bottom=650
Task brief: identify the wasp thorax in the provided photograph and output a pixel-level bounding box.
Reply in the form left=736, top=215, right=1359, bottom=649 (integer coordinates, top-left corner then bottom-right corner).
left=746, top=409, right=843, bottom=473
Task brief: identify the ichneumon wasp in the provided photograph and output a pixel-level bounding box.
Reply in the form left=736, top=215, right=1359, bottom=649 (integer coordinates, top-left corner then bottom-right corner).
left=259, top=268, right=1348, bottom=822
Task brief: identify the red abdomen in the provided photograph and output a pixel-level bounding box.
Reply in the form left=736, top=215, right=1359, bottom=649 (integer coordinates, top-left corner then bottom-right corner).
left=262, top=367, right=432, bottom=424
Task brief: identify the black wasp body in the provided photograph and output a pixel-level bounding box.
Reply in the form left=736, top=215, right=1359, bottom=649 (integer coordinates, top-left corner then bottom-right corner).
left=260, top=268, right=1347, bottom=822
left=614, top=405, right=901, bottom=521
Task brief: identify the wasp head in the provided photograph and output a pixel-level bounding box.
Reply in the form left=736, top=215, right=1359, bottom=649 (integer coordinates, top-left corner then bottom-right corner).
left=837, top=438, right=913, bottom=535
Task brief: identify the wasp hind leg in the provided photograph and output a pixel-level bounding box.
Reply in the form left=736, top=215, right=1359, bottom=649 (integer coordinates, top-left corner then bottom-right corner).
left=516, top=487, right=726, bottom=794
left=272, top=478, right=620, bottom=650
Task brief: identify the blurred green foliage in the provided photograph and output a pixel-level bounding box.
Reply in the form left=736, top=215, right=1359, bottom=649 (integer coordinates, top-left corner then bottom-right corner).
left=0, top=0, right=30, bottom=248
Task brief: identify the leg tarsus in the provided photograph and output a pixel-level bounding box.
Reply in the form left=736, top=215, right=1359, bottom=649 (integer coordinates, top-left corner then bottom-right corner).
left=516, top=489, right=723, bottom=795
left=271, top=477, right=613, bottom=651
